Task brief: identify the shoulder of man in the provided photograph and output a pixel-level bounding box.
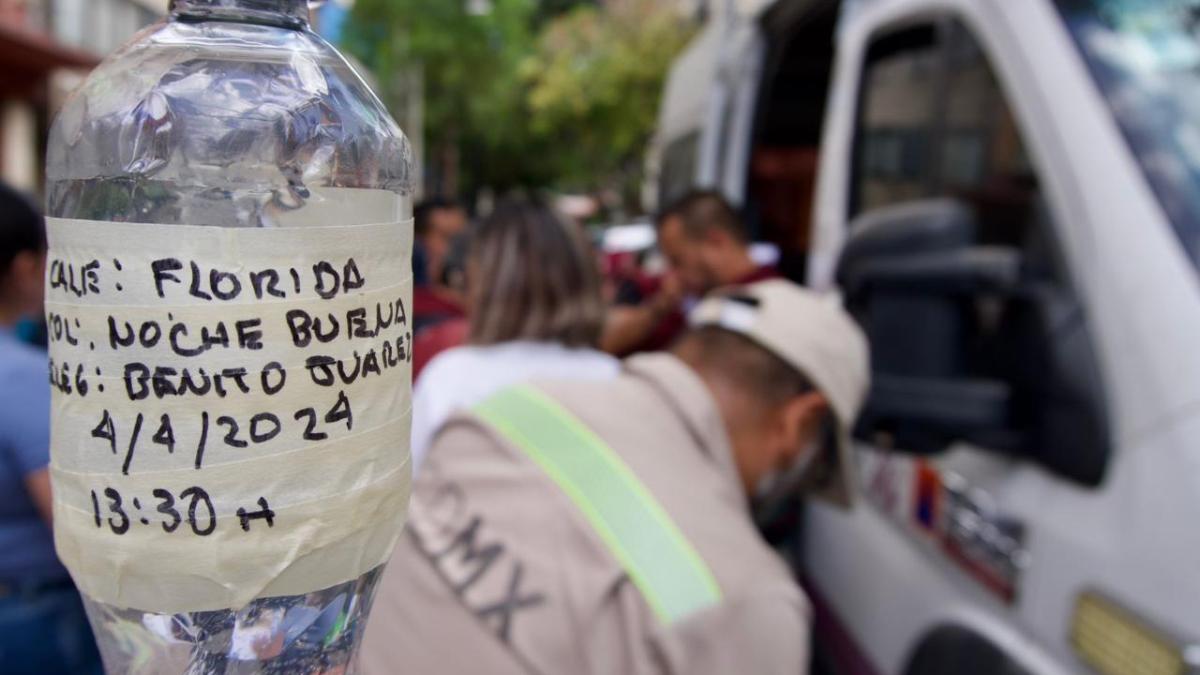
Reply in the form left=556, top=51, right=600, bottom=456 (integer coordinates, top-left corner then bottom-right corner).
left=535, top=359, right=815, bottom=671
left=407, top=416, right=632, bottom=673
left=415, top=372, right=810, bottom=673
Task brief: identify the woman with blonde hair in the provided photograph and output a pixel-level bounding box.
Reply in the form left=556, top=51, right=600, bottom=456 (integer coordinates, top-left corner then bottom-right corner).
left=409, top=199, right=620, bottom=469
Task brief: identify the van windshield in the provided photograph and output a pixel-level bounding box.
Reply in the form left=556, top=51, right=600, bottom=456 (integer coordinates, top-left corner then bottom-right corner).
left=1056, top=0, right=1200, bottom=269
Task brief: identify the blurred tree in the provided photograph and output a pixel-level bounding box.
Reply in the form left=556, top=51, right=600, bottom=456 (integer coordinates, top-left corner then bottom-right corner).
left=344, top=0, right=543, bottom=196
left=343, top=0, right=690, bottom=209
left=522, top=0, right=693, bottom=207
left=534, top=0, right=595, bottom=24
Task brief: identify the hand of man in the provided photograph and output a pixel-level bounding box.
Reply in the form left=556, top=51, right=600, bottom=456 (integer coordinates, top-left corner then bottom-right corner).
left=650, top=271, right=684, bottom=317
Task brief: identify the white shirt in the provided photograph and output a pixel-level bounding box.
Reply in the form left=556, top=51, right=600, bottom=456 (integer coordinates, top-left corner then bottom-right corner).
left=410, top=341, right=621, bottom=470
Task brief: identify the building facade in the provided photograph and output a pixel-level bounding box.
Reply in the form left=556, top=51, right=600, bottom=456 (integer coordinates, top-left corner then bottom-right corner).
left=1, top=0, right=422, bottom=199
left=0, top=0, right=165, bottom=192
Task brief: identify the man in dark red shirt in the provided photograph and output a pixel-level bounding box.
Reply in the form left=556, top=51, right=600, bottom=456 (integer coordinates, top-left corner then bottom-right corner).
left=603, top=190, right=779, bottom=355
left=412, top=198, right=469, bottom=335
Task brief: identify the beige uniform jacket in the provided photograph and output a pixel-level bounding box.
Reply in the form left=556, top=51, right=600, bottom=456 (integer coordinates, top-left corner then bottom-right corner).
left=360, top=353, right=811, bottom=674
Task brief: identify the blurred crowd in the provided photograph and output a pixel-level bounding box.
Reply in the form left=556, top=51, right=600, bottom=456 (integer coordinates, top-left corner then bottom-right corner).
left=0, top=178, right=869, bottom=674
left=404, top=190, right=798, bottom=469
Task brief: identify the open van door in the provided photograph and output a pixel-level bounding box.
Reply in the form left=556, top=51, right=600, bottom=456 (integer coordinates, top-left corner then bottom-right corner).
left=650, top=0, right=777, bottom=210
left=650, top=0, right=841, bottom=282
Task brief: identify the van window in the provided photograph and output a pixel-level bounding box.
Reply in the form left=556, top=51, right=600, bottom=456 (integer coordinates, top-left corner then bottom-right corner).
left=853, top=26, right=941, bottom=213
left=852, top=22, right=1040, bottom=256
left=846, top=20, right=1110, bottom=485
left=1056, top=0, right=1200, bottom=274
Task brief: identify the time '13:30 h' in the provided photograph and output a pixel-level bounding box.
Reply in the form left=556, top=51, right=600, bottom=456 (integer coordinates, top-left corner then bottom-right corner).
left=89, top=486, right=275, bottom=537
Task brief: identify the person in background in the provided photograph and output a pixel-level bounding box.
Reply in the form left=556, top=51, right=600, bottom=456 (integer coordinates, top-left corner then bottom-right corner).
left=411, top=229, right=472, bottom=379
left=360, top=279, right=869, bottom=674
left=412, top=197, right=470, bottom=335
left=602, top=189, right=779, bottom=355
left=407, top=199, right=620, bottom=469
left=0, top=183, right=102, bottom=674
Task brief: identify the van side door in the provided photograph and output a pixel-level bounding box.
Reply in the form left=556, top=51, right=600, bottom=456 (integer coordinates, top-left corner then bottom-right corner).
left=804, top=12, right=1111, bottom=675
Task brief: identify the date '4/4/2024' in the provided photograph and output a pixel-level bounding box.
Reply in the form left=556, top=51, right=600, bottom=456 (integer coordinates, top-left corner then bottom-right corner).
left=90, top=390, right=354, bottom=475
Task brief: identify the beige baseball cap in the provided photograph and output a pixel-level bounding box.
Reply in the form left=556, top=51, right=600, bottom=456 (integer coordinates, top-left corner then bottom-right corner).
left=688, top=279, right=871, bottom=506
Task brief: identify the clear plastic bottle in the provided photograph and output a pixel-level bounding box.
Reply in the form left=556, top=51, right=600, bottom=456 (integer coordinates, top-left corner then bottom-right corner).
left=44, top=1, right=413, bottom=673
left=47, top=0, right=412, bottom=228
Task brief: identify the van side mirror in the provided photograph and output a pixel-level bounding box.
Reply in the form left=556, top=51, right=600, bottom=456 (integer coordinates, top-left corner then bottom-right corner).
left=836, top=200, right=1110, bottom=487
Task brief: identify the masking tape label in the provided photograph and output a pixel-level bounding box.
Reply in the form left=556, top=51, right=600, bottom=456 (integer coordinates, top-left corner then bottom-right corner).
left=46, top=214, right=413, bottom=613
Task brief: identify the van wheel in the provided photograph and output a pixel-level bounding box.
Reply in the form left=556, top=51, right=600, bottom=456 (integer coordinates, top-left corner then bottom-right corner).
left=904, top=625, right=1033, bottom=675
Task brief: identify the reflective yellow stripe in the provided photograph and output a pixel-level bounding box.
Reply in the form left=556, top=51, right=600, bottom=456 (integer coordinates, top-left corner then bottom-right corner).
left=474, top=385, right=722, bottom=624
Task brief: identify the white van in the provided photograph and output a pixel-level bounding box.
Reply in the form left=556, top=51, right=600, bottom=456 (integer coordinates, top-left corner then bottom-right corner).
left=652, top=2, right=1200, bottom=674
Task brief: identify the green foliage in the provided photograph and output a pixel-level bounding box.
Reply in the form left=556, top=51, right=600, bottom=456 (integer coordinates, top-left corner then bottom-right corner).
left=343, top=0, right=539, bottom=190
left=533, top=0, right=595, bottom=25
left=343, top=0, right=690, bottom=206
left=522, top=0, right=693, bottom=198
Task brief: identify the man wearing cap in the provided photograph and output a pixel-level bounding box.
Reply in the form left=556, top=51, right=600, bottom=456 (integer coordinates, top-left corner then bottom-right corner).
left=361, top=279, right=870, bottom=674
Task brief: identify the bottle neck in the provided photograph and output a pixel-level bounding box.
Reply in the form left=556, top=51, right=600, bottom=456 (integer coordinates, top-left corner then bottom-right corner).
left=170, top=0, right=309, bottom=29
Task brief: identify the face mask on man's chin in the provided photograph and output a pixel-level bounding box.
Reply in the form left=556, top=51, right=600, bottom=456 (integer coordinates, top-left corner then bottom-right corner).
left=751, top=438, right=821, bottom=521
